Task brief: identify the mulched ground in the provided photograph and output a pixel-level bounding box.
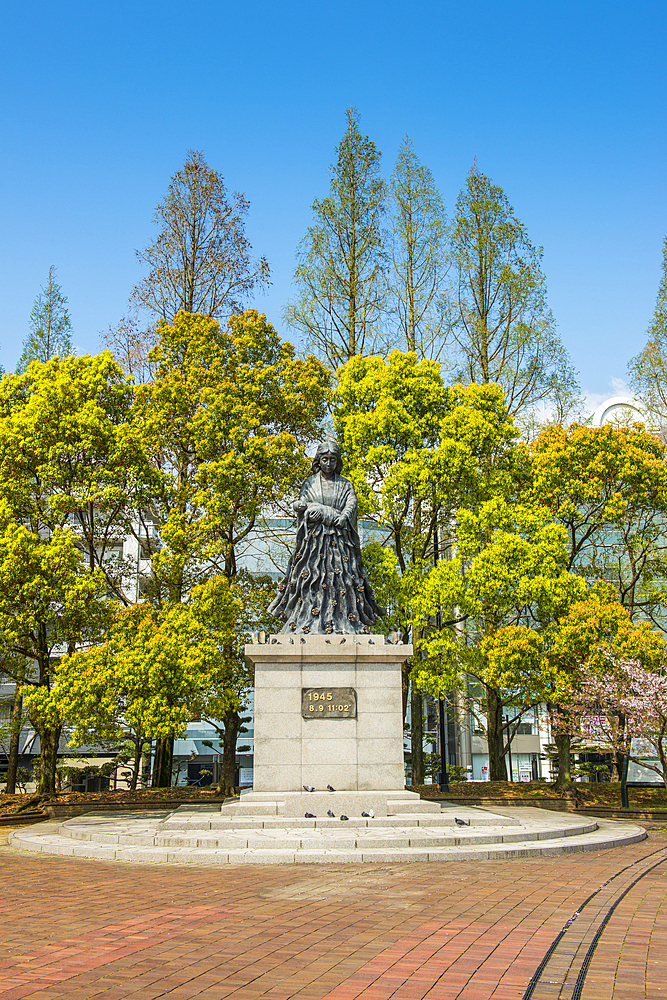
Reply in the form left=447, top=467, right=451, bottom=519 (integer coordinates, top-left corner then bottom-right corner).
left=0, top=787, right=222, bottom=818
left=417, top=780, right=667, bottom=809
left=3, top=781, right=667, bottom=819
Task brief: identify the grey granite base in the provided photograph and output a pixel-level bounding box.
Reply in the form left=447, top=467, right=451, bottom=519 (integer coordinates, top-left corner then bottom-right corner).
left=247, top=635, right=410, bottom=792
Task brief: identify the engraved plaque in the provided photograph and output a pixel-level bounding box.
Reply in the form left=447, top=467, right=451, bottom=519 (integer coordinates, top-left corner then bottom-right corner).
left=301, top=687, right=357, bottom=719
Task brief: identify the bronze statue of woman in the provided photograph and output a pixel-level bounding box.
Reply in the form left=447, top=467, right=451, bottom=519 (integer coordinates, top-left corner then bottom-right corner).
left=268, top=442, right=385, bottom=634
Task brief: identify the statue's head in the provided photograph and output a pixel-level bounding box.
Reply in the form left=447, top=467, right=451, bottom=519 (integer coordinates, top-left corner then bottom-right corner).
left=312, top=441, right=343, bottom=475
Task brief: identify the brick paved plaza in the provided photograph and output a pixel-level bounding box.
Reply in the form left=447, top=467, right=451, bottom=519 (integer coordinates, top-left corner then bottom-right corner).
left=2, top=828, right=667, bottom=1000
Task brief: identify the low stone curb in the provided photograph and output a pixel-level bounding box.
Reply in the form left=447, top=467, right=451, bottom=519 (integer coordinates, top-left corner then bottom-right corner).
left=43, top=798, right=225, bottom=819
left=425, top=795, right=578, bottom=811
left=424, top=795, right=667, bottom=820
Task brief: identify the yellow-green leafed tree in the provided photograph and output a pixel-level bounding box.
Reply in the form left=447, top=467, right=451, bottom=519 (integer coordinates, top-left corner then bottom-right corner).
left=530, top=422, right=667, bottom=629
left=136, top=309, right=331, bottom=602
left=412, top=497, right=586, bottom=780
left=0, top=352, right=149, bottom=791
left=131, top=309, right=330, bottom=784
left=0, top=508, right=110, bottom=793
left=189, top=573, right=276, bottom=795
left=35, top=574, right=257, bottom=794
left=334, top=350, right=516, bottom=781
left=0, top=352, right=149, bottom=601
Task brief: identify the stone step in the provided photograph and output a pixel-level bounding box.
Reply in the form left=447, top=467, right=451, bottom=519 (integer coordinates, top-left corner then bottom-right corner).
left=159, top=811, right=520, bottom=831
left=220, top=789, right=442, bottom=818
left=59, top=816, right=599, bottom=850
left=10, top=816, right=646, bottom=864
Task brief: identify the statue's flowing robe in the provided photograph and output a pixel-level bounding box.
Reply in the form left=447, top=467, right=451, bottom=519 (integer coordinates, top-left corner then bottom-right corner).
left=267, top=473, right=385, bottom=634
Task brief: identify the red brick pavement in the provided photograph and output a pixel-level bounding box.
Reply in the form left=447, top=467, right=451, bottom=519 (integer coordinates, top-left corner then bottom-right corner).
left=1, top=830, right=667, bottom=1000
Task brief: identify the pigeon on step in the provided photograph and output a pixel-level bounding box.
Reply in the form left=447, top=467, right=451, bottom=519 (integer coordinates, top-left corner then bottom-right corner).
left=340, top=814, right=349, bottom=821
left=303, top=785, right=315, bottom=792
left=455, top=817, right=470, bottom=826
left=300, top=637, right=306, bottom=644
left=361, top=809, right=375, bottom=818
left=305, top=812, right=316, bottom=818
left=368, top=639, right=375, bottom=644
left=327, top=809, right=336, bottom=818
left=327, top=784, right=336, bottom=792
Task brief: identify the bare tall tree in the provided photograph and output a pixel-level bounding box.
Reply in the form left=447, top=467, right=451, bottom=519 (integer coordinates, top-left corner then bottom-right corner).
left=101, top=314, right=158, bottom=385
left=448, top=164, right=579, bottom=421
left=132, top=150, right=270, bottom=323
left=389, top=137, right=449, bottom=358
left=286, top=108, right=387, bottom=367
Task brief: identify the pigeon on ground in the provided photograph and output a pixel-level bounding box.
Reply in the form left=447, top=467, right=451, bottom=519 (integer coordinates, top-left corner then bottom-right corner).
left=305, top=812, right=316, bottom=818
left=300, top=636, right=306, bottom=644
left=361, top=809, right=375, bottom=818
left=368, top=639, right=375, bottom=644
left=303, top=785, right=315, bottom=792
left=340, top=814, right=349, bottom=821
left=271, top=638, right=278, bottom=644
left=455, top=817, right=470, bottom=826
left=288, top=637, right=294, bottom=644
left=325, top=639, right=332, bottom=644
left=327, top=809, right=336, bottom=818
left=340, top=637, right=346, bottom=644
left=327, top=784, right=335, bottom=792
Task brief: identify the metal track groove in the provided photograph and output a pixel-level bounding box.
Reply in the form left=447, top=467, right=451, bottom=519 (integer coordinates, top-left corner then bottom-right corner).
left=522, top=845, right=667, bottom=999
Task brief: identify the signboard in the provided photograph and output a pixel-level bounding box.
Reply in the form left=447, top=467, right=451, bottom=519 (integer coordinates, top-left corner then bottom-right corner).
left=301, top=687, right=357, bottom=719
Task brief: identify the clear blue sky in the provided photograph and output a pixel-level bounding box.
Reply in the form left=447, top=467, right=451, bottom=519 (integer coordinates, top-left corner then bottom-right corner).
left=1, top=0, right=665, bottom=409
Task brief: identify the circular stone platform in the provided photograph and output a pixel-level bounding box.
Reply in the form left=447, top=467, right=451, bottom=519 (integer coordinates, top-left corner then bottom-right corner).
left=9, top=803, right=646, bottom=864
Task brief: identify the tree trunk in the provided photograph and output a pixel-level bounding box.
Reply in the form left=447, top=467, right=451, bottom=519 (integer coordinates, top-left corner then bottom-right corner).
left=5, top=685, right=23, bottom=795
left=217, top=710, right=241, bottom=798
left=486, top=687, right=507, bottom=781
left=611, top=750, right=623, bottom=782
left=410, top=682, right=424, bottom=786
left=129, top=736, right=144, bottom=791
left=554, top=731, right=574, bottom=791
left=38, top=725, right=61, bottom=794
left=151, top=736, right=174, bottom=787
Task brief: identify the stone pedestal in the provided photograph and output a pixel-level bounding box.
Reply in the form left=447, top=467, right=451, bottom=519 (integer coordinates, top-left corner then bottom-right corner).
left=245, top=634, right=409, bottom=793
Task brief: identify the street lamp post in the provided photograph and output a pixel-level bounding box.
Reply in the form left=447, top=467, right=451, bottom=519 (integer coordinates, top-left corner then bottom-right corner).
left=439, top=697, right=449, bottom=794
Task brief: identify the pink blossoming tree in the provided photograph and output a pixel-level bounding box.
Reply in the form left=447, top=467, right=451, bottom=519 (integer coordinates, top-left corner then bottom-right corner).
left=574, top=659, right=667, bottom=789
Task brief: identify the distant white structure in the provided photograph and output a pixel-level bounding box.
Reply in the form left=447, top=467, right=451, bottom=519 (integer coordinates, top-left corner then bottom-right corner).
left=591, top=396, right=645, bottom=427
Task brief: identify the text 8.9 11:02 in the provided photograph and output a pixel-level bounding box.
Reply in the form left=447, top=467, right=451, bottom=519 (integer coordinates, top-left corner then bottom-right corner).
left=301, top=687, right=357, bottom=719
